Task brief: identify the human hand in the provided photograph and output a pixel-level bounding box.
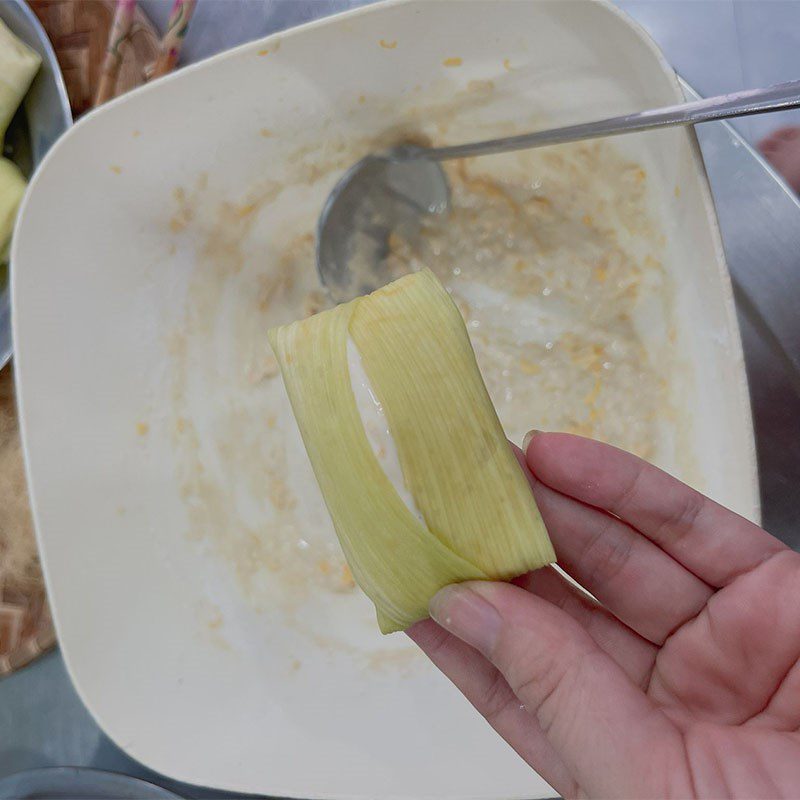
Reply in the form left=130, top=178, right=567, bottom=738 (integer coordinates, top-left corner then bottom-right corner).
left=409, top=433, right=800, bottom=799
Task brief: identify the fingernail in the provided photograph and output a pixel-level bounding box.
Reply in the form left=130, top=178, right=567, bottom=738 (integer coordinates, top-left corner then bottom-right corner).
left=429, top=584, right=501, bottom=654
left=522, top=429, right=542, bottom=452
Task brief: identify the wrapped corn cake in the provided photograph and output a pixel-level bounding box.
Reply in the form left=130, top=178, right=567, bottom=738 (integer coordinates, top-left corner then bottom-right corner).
left=0, top=18, right=41, bottom=140
left=268, top=268, right=554, bottom=633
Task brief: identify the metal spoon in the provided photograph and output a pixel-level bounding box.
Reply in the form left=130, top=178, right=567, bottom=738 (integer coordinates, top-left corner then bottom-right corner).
left=317, top=79, right=800, bottom=303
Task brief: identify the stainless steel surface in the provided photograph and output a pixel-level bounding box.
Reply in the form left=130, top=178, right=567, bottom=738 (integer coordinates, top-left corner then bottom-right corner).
left=0, top=0, right=71, bottom=369
left=0, top=766, right=184, bottom=799
left=317, top=80, right=800, bottom=301
left=1, top=3, right=798, bottom=799
left=684, top=81, right=800, bottom=543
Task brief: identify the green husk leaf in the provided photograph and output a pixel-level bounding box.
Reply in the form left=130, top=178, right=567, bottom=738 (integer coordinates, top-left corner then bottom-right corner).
left=269, top=268, right=554, bottom=633
left=0, top=158, right=26, bottom=261
left=351, top=269, right=554, bottom=577
left=0, top=19, right=41, bottom=141
left=268, top=297, right=485, bottom=634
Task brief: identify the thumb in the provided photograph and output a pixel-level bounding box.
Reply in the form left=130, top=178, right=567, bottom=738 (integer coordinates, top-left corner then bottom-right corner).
left=430, top=581, right=688, bottom=798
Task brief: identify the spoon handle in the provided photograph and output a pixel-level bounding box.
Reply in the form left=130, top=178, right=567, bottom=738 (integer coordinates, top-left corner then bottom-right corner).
left=416, top=79, right=800, bottom=162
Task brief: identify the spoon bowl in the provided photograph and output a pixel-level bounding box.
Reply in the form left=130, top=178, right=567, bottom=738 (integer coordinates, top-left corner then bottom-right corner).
left=316, top=79, right=800, bottom=302
left=316, top=148, right=448, bottom=304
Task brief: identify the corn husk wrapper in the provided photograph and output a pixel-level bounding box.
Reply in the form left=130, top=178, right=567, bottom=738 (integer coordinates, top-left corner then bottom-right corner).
left=269, top=269, right=554, bottom=633
left=0, top=19, right=41, bottom=141
left=0, top=159, right=26, bottom=262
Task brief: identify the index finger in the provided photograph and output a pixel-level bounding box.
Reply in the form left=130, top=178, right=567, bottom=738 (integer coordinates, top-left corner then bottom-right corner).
left=525, top=432, right=786, bottom=588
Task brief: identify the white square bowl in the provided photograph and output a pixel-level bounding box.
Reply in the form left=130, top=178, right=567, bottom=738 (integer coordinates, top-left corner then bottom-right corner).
left=13, top=1, right=757, bottom=798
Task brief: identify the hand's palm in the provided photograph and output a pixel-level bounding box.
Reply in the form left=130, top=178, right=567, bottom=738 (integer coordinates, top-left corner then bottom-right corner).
left=410, top=434, right=800, bottom=798
left=652, top=550, right=800, bottom=795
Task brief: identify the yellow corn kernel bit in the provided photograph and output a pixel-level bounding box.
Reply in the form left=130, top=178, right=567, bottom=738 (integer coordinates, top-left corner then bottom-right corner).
left=519, top=357, right=541, bottom=376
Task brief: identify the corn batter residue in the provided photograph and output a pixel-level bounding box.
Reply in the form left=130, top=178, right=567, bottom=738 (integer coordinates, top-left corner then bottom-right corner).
left=383, top=148, right=668, bottom=453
